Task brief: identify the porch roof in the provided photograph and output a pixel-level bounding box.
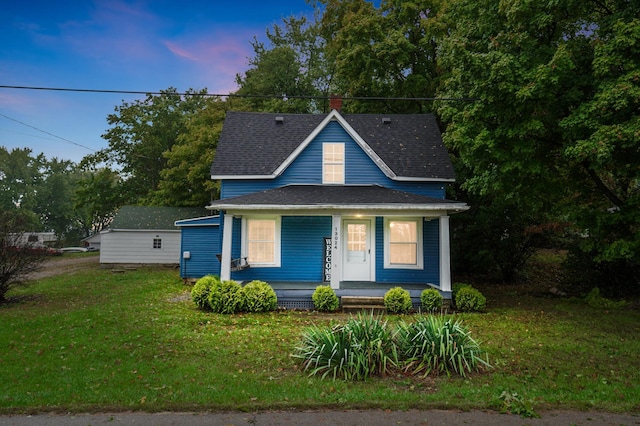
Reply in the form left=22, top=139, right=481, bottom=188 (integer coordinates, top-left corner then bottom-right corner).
left=208, top=184, right=468, bottom=213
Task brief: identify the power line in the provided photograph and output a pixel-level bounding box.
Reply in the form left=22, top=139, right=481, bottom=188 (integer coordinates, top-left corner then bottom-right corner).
left=0, top=113, right=96, bottom=153
left=0, top=85, right=478, bottom=102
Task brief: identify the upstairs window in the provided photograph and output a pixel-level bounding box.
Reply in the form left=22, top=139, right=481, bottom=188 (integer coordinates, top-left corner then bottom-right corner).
left=323, top=143, right=344, bottom=184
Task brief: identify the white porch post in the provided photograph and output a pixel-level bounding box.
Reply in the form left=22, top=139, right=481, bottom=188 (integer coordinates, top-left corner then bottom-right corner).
left=220, top=213, right=234, bottom=281
left=330, top=214, right=342, bottom=290
left=439, top=215, right=452, bottom=293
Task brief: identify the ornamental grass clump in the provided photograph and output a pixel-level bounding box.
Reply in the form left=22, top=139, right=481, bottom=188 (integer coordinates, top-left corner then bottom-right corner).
left=395, top=315, right=491, bottom=377
left=208, top=279, right=243, bottom=314
left=293, top=312, right=397, bottom=380
left=312, top=285, right=340, bottom=312
left=191, top=275, right=220, bottom=311
left=241, top=280, right=277, bottom=312
left=421, top=288, right=444, bottom=313
left=384, top=287, right=412, bottom=314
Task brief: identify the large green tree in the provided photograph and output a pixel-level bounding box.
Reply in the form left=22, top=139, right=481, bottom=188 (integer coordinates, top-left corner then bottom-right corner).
left=235, top=16, right=328, bottom=113
left=438, top=0, right=639, bottom=292
left=318, top=0, right=447, bottom=113
left=148, top=97, right=229, bottom=207
left=91, top=88, right=211, bottom=203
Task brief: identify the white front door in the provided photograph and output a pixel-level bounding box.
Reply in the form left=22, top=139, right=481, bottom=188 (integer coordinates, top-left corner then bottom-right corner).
left=342, top=219, right=372, bottom=281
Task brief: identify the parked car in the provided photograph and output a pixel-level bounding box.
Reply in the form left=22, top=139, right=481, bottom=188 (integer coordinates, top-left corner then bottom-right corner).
left=60, top=247, right=88, bottom=253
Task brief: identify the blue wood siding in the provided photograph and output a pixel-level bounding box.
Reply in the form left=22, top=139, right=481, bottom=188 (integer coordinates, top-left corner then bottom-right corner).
left=231, top=216, right=332, bottom=282
left=220, top=121, right=446, bottom=199
left=375, top=217, right=440, bottom=286
left=179, top=224, right=220, bottom=278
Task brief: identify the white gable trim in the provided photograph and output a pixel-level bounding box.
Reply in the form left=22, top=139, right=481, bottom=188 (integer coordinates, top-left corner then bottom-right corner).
left=272, top=110, right=396, bottom=179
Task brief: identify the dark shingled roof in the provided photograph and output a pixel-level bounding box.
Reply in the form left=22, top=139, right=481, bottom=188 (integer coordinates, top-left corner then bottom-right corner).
left=211, top=111, right=455, bottom=180
left=209, top=185, right=464, bottom=209
left=110, top=206, right=211, bottom=230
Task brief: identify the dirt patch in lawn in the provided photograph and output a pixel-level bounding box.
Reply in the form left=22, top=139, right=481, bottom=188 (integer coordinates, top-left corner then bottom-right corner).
left=27, top=254, right=100, bottom=281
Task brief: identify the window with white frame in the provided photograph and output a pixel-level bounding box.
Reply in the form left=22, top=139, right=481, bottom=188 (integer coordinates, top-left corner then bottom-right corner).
left=323, top=143, right=344, bottom=184
left=244, top=217, right=281, bottom=266
left=153, top=238, right=162, bottom=249
left=384, top=218, right=423, bottom=269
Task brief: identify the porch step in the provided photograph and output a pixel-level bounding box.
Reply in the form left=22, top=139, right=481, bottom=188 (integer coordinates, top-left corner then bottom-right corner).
left=341, top=296, right=386, bottom=314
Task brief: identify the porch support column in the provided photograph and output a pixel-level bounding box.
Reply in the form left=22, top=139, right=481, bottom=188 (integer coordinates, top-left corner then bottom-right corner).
left=330, top=214, right=341, bottom=290
left=439, top=215, right=452, bottom=293
left=220, top=213, right=233, bottom=281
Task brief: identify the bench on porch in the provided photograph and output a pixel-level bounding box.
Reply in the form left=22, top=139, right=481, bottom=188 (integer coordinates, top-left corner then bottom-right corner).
left=216, top=254, right=250, bottom=271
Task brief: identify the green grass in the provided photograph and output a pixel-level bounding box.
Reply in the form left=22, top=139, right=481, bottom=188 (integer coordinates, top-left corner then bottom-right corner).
left=1, top=262, right=639, bottom=414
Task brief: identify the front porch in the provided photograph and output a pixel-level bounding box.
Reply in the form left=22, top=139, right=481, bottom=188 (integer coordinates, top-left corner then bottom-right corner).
left=269, top=281, right=447, bottom=310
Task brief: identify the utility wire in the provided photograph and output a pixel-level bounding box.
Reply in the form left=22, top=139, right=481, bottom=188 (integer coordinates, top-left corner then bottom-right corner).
left=0, top=85, right=478, bottom=102
left=0, top=112, right=96, bottom=152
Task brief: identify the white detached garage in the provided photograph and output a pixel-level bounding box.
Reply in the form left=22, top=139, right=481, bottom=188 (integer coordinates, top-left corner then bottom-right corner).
left=100, top=206, right=210, bottom=265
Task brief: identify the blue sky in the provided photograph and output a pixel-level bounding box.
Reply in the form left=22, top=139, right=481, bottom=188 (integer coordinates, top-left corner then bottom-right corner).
left=0, top=0, right=315, bottom=163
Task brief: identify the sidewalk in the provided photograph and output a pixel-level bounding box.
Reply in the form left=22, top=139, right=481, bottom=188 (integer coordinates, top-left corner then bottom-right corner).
left=1, top=409, right=638, bottom=425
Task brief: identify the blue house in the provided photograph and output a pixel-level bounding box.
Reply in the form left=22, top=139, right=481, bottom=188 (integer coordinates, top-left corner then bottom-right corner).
left=177, top=108, right=468, bottom=307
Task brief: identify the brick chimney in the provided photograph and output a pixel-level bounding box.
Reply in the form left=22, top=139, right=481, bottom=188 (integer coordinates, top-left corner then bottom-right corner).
left=329, top=94, right=342, bottom=111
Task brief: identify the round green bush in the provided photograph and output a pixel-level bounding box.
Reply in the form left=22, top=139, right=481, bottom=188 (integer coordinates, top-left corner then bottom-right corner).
left=455, top=286, right=486, bottom=312
left=384, top=287, right=412, bottom=314
left=312, top=285, right=339, bottom=312
left=191, top=275, right=220, bottom=311
left=208, top=279, right=243, bottom=314
left=452, top=282, right=472, bottom=300
left=241, top=280, right=277, bottom=312
left=420, top=288, right=443, bottom=313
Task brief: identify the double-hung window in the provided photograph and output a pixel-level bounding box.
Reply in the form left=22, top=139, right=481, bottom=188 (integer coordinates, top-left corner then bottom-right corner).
left=384, top=218, right=423, bottom=269
left=243, top=217, right=281, bottom=267
left=323, top=143, right=344, bottom=184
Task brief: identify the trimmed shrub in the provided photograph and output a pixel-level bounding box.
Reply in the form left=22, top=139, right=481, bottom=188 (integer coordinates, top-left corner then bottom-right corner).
left=452, top=282, right=472, bottom=300
left=208, top=279, right=243, bottom=314
left=395, top=315, right=491, bottom=377
left=293, top=312, right=397, bottom=380
left=455, top=286, right=487, bottom=312
left=420, top=288, right=443, bottom=313
left=384, top=287, right=412, bottom=314
left=241, top=280, right=277, bottom=312
left=191, top=275, right=220, bottom=311
left=312, top=285, right=340, bottom=312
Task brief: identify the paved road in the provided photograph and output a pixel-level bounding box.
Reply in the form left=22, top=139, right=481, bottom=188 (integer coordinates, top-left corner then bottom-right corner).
left=1, top=410, right=639, bottom=425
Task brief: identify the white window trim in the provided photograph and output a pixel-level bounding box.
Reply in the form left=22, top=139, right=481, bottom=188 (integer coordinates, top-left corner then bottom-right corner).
left=322, top=142, right=345, bottom=184
left=383, top=217, right=423, bottom=269
left=241, top=216, right=281, bottom=267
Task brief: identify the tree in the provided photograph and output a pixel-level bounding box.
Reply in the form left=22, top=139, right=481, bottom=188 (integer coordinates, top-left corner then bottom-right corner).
left=437, top=0, right=639, bottom=293
left=73, top=167, right=126, bottom=236
left=318, top=0, right=447, bottom=113
left=0, top=147, right=45, bottom=220
left=148, top=97, right=228, bottom=207
left=0, top=211, right=48, bottom=302
left=235, top=15, right=329, bottom=113
left=90, top=88, right=211, bottom=204
left=35, top=158, right=77, bottom=243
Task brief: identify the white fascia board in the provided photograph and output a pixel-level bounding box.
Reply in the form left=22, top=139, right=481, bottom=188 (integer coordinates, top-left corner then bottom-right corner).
left=211, top=174, right=275, bottom=180
left=210, top=203, right=469, bottom=213
left=174, top=215, right=220, bottom=227
left=391, top=176, right=456, bottom=183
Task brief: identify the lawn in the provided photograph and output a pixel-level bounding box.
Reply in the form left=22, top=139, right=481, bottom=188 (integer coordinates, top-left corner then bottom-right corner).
left=1, top=258, right=639, bottom=415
